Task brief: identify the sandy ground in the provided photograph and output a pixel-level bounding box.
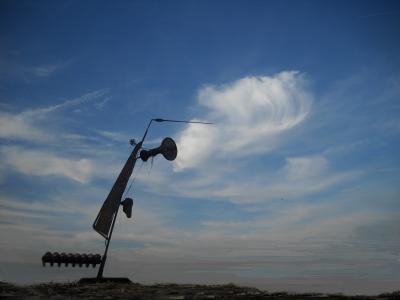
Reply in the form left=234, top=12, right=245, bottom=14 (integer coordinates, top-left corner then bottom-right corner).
left=1, top=281, right=399, bottom=300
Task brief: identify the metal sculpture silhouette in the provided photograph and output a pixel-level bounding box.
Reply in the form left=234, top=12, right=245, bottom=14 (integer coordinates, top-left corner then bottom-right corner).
left=42, top=118, right=211, bottom=282
left=42, top=252, right=101, bottom=268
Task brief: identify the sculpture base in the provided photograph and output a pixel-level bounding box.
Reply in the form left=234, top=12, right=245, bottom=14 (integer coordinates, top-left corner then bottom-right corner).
left=78, top=277, right=132, bottom=284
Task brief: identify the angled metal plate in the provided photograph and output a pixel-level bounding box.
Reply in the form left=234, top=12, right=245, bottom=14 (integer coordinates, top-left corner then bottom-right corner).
left=93, top=142, right=142, bottom=239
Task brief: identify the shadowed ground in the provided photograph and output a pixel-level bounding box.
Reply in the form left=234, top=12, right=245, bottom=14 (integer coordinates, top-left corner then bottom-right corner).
left=1, top=281, right=399, bottom=300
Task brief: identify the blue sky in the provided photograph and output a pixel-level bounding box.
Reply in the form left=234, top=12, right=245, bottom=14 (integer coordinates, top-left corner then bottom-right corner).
left=0, top=0, right=399, bottom=295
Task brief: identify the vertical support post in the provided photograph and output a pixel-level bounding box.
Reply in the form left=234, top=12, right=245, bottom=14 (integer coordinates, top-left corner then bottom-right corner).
left=94, top=141, right=143, bottom=280
left=96, top=205, right=119, bottom=280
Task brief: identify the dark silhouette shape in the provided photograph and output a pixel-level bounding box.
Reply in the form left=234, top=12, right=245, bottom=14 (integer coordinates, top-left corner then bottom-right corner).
left=92, top=120, right=182, bottom=281
left=139, top=137, right=177, bottom=162
left=41, top=118, right=212, bottom=283
left=121, top=198, right=133, bottom=218
left=93, top=141, right=142, bottom=240
left=42, top=252, right=101, bottom=268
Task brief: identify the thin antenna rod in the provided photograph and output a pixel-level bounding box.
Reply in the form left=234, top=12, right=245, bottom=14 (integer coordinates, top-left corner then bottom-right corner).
left=141, top=119, right=154, bottom=143
left=154, top=118, right=214, bottom=125
left=141, top=118, right=212, bottom=151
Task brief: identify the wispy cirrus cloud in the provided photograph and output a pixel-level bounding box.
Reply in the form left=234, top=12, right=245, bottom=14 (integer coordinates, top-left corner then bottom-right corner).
left=135, top=153, right=361, bottom=205
left=131, top=72, right=355, bottom=205
left=1, top=146, right=93, bottom=184
left=175, top=71, right=312, bottom=171
left=0, top=58, right=73, bottom=82
left=0, top=111, right=50, bottom=141
left=22, top=88, right=109, bottom=118
left=205, top=155, right=361, bottom=204
left=0, top=89, right=109, bottom=142
left=0, top=89, right=117, bottom=183
left=97, top=130, right=131, bottom=143
left=27, top=63, right=64, bottom=78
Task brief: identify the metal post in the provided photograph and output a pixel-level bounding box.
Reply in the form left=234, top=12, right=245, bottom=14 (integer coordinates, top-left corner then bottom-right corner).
left=96, top=203, right=120, bottom=280
left=94, top=140, right=143, bottom=280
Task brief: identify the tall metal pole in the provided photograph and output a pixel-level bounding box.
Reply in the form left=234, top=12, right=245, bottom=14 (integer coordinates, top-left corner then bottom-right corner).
left=96, top=200, right=119, bottom=280
left=95, top=119, right=154, bottom=280
left=96, top=141, right=142, bottom=280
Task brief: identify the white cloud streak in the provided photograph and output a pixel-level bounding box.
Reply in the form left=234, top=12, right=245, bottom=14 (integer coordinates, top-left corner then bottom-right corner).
left=175, top=71, right=312, bottom=170
left=0, top=111, right=50, bottom=141
left=207, top=155, right=361, bottom=204
left=123, top=72, right=360, bottom=206
left=1, top=146, right=93, bottom=184
left=0, top=89, right=109, bottom=142
left=97, top=130, right=131, bottom=143
left=136, top=154, right=360, bottom=205
left=28, top=64, right=62, bottom=78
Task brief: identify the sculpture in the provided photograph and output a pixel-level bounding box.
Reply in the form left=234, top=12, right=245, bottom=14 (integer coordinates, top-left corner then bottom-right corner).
left=42, top=118, right=212, bottom=282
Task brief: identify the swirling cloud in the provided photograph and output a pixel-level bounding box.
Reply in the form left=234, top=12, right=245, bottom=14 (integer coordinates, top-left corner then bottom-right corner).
left=175, top=71, right=312, bottom=170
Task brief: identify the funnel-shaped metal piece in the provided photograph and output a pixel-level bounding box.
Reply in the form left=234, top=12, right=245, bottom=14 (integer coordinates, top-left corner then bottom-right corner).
left=140, top=137, right=177, bottom=162
left=121, top=198, right=133, bottom=218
